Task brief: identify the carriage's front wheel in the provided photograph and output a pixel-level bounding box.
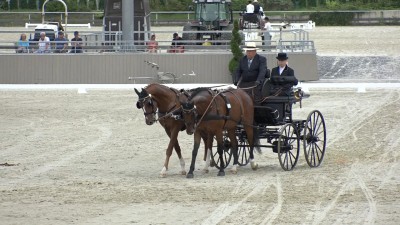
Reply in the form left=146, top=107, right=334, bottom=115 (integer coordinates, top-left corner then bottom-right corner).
left=303, top=110, right=326, bottom=167
left=278, top=123, right=300, bottom=171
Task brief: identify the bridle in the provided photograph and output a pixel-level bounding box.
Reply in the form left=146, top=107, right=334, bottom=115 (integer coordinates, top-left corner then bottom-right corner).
left=137, top=94, right=157, bottom=117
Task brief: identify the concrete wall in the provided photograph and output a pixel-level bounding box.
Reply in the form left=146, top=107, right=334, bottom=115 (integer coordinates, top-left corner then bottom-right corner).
left=0, top=52, right=317, bottom=84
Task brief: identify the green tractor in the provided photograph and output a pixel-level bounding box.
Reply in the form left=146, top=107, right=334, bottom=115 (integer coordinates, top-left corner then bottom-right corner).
left=183, top=0, right=233, bottom=45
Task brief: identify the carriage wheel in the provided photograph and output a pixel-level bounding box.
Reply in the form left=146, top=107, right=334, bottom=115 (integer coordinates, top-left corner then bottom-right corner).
left=158, top=72, right=176, bottom=84
left=303, top=110, right=327, bottom=167
left=211, top=135, right=232, bottom=169
left=237, top=138, right=250, bottom=166
left=278, top=123, right=300, bottom=171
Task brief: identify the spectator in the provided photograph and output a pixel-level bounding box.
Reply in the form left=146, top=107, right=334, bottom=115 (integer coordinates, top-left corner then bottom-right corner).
left=70, top=31, right=83, bottom=53
left=35, top=32, right=50, bottom=53
left=17, top=33, right=29, bottom=53
left=146, top=34, right=158, bottom=53
left=168, top=33, right=184, bottom=53
left=262, top=17, right=272, bottom=49
left=54, top=31, right=68, bottom=53
left=202, top=39, right=212, bottom=46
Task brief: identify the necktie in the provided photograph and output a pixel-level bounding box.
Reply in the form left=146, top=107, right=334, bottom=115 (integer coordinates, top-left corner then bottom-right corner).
left=248, top=59, right=251, bottom=68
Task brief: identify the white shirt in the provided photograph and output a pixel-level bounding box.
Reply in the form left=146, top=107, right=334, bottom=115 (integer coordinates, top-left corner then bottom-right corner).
left=38, top=36, right=50, bottom=51
left=264, top=21, right=272, bottom=31
left=279, top=66, right=285, bottom=75
left=246, top=4, right=254, bottom=13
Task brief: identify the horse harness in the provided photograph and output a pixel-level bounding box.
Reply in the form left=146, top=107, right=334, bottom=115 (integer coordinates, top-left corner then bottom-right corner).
left=190, top=89, right=244, bottom=129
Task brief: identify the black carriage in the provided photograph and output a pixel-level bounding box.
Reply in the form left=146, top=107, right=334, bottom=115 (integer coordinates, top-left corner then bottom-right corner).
left=211, top=78, right=327, bottom=171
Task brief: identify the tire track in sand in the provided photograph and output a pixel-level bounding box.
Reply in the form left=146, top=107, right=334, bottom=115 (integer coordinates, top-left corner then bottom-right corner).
left=201, top=174, right=280, bottom=225
left=2, top=125, right=112, bottom=186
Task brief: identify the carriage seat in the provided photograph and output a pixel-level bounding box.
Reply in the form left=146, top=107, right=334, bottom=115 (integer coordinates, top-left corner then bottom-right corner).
left=261, top=75, right=298, bottom=98
left=243, top=13, right=260, bottom=24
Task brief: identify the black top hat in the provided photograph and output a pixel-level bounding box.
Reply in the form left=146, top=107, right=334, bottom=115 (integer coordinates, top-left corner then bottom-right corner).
left=276, top=52, right=288, bottom=60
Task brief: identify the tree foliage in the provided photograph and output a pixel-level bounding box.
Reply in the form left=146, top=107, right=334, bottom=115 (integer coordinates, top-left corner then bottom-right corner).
left=229, top=19, right=244, bottom=75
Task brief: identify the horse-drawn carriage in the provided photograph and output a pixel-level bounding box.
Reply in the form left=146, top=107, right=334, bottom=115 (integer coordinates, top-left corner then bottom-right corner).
left=135, top=80, right=326, bottom=178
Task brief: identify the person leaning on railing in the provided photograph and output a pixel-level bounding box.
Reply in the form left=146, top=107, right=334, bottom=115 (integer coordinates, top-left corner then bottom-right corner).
left=146, top=34, right=158, bottom=53
left=16, top=33, right=29, bottom=53
left=168, top=33, right=184, bottom=53
left=54, top=31, right=68, bottom=53
left=70, top=31, right=83, bottom=53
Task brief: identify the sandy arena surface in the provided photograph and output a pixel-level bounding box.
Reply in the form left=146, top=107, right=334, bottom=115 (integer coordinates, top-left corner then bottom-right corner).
left=1, top=26, right=400, bottom=225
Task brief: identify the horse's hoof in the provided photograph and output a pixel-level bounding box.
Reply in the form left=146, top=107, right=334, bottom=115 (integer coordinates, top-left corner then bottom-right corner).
left=181, top=170, right=187, bottom=175
left=251, top=163, right=259, bottom=171
left=186, top=173, right=194, bottom=179
left=210, top=161, right=216, bottom=167
left=203, top=168, right=209, bottom=173
left=159, top=173, right=167, bottom=178
left=217, top=171, right=225, bottom=176
left=230, top=169, right=237, bottom=174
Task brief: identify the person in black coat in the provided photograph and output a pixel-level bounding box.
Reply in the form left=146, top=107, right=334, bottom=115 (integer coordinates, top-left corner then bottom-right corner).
left=269, top=52, right=298, bottom=96
left=234, top=42, right=267, bottom=102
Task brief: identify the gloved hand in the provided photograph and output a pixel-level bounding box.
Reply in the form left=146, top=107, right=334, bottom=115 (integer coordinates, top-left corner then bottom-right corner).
left=256, top=80, right=262, bottom=86
left=233, top=81, right=238, bottom=86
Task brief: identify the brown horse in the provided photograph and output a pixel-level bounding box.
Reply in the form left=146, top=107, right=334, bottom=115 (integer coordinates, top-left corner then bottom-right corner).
left=181, top=87, right=259, bottom=178
left=135, top=83, right=213, bottom=177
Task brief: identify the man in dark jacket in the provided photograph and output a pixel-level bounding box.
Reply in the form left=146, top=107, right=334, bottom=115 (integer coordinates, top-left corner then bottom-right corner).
left=270, top=52, right=298, bottom=96
left=234, top=42, right=267, bottom=102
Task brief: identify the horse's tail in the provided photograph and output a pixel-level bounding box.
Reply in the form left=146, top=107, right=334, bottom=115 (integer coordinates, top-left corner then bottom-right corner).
left=253, top=126, right=262, bottom=154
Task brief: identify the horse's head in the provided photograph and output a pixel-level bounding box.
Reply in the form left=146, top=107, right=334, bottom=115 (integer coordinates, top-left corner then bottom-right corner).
left=135, top=88, right=158, bottom=125
left=180, top=101, right=197, bottom=135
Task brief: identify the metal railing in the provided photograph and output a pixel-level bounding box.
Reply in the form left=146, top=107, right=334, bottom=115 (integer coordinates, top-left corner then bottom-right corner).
left=0, top=29, right=315, bottom=54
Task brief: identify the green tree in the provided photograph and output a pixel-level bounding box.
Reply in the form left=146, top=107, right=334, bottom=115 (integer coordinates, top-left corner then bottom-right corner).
left=229, top=19, right=244, bottom=77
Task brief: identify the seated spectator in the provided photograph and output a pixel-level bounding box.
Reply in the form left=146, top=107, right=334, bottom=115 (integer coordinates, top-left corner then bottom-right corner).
left=54, top=31, right=68, bottom=53
left=202, top=39, right=212, bottom=46
left=35, top=32, right=51, bottom=53
left=168, top=33, right=184, bottom=53
left=17, top=33, right=29, bottom=53
left=70, top=31, right=83, bottom=53
left=146, top=34, right=158, bottom=53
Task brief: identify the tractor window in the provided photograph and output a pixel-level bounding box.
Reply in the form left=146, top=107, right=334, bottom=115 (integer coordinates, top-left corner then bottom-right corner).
left=196, top=3, right=227, bottom=21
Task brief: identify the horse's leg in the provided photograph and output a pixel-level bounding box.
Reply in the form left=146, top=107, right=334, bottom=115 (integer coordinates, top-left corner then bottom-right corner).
left=187, top=132, right=202, bottom=179
left=160, top=126, right=179, bottom=177
left=244, top=125, right=259, bottom=170
left=170, top=126, right=186, bottom=175
left=227, top=129, right=239, bottom=174
left=215, top=132, right=225, bottom=176
left=202, top=133, right=214, bottom=173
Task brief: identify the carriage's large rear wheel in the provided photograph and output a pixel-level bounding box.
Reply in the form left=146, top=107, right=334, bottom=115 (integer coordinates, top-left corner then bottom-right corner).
left=277, top=123, right=300, bottom=171
left=211, top=135, right=232, bottom=169
left=303, top=110, right=326, bottom=167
